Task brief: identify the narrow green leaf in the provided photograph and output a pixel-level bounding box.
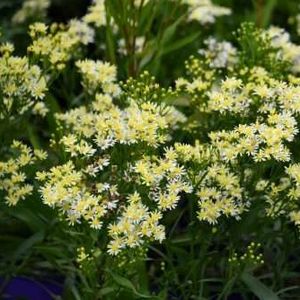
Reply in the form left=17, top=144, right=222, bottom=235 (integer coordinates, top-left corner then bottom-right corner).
left=105, top=6, right=117, bottom=64
left=159, top=15, right=185, bottom=48
left=241, top=273, right=280, bottom=300
left=13, top=231, right=45, bottom=260
left=262, top=0, right=277, bottom=28
left=108, top=270, right=153, bottom=298
left=9, top=207, right=46, bottom=232
left=139, top=1, right=158, bottom=34
left=27, top=125, right=41, bottom=149
left=97, top=286, right=116, bottom=296
left=160, top=31, right=200, bottom=56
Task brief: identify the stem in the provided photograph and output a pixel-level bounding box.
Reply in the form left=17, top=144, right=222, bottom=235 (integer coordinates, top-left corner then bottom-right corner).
left=255, top=0, right=264, bottom=27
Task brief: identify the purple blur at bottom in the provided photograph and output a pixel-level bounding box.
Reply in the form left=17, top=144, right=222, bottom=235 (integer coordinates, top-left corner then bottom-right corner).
left=1, top=277, right=63, bottom=300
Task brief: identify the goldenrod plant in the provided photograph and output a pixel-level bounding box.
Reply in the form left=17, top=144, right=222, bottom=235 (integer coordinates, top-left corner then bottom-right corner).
left=1, top=0, right=300, bottom=299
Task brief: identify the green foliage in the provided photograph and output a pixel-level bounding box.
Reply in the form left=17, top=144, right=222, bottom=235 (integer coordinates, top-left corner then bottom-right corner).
left=235, top=22, right=290, bottom=77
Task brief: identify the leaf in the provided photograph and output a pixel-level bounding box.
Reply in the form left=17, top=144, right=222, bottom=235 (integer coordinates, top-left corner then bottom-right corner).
left=63, top=276, right=82, bottom=300
left=97, top=286, right=116, bottom=297
left=139, top=1, right=159, bottom=34
left=107, top=270, right=153, bottom=298
left=158, top=14, right=185, bottom=50
left=217, top=276, right=237, bottom=300
left=262, top=0, right=277, bottom=28
left=160, top=31, right=200, bottom=56
left=241, top=273, right=280, bottom=300
left=13, top=231, right=45, bottom=260
left=27, top=125, right=41, bottom=149
left=46, top=94, right=62, bottom=133
left=105, top=5, right=116, bottom=64
left=276, top=285, right=300, bottom=296
left=9, top=207, right=46, bottom=232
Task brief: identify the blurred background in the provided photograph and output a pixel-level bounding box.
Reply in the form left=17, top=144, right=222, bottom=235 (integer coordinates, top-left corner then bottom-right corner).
left=0, top=0, right=300, bottom=49
left=1, top=0, right=300, bottom=41
left=1, top=0, right=300, bottom=83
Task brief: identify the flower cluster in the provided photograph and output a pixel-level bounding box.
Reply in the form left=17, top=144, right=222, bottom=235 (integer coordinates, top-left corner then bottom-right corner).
left=28, top=21, right=93, bottom=71
left=182, top=0, right=231, bottom=25
left=76, top=247, right=92, bottom=266
left=266, top=26, right=300, bottom=73
left=198, top=37, right=237, bottom=69
left=83, top=0, right=148, bottom=30
left=37, top=143, right=191, bottom=255
left=76, top=59, right=120, bottom=95
left=229, top=242, right=264, bottom=268
left=285, top=164, right=300, bottom=229
left=31, top=63, right=191, bottom=255
left=210, top=112, right=298, bottom=162
left=37, top=161, right=108, bottom=229
left=68, top=20, right=95, bottom=45
left=0, top=50, right=47, bottom=120
left=175, top=56, right=215, bottom=109
left=197, top=164, right=245, bottom=224
left=174, top=24, right=300, bottom=232
left=12, top=0, right=50, bottom=24
left=204, top=69, right=300, bottom=163
left=108, top=149, right=192, bottom=255
left=83, top=0, right=106, bottom=28
left=0, top=141, right=47, bottom=206
left=57, top=98, right=170, bottom=150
